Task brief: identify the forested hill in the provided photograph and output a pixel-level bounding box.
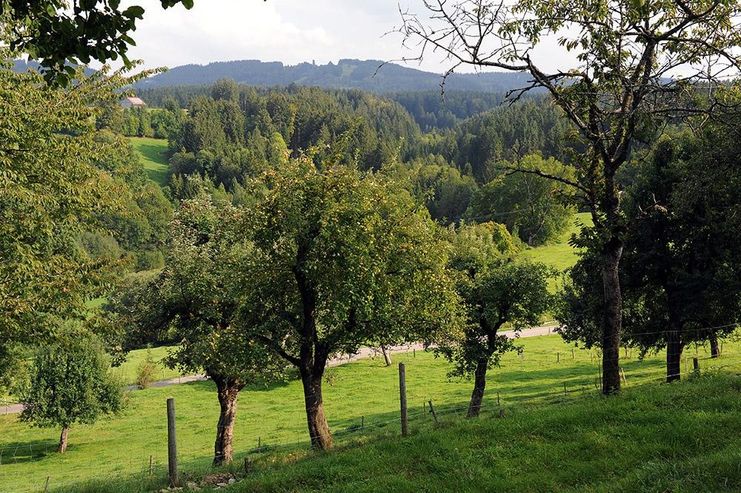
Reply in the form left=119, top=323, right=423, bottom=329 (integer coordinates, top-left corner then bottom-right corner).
left=135, top=59, right=534, bottom=94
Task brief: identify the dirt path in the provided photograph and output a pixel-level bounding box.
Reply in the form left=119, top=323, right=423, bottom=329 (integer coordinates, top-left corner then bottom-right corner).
left=1, top=325, right=558, bottom=415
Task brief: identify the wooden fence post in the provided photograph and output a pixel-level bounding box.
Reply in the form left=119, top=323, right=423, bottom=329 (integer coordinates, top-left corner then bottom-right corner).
left=149, top=455, right=153, bottom=476
left=428, top=400, right=438, bottom=424
left=399, top=363, right=408, bottom=437
left=167, top=398, right=178, bottom=487
left=693, top=357, right=700, bottom=375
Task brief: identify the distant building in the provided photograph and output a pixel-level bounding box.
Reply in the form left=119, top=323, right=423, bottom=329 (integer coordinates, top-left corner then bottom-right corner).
left=120, top=96, right=146, bottom=109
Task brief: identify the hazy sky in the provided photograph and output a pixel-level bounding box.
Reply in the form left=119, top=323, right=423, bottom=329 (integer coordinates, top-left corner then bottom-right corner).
left=122, top=0, right=426, bottom=70
left=121, top=0, right=571, bottom=74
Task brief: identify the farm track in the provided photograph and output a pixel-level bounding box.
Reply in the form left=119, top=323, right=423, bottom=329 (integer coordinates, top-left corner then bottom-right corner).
left=1, top=325, right=558, bottom=415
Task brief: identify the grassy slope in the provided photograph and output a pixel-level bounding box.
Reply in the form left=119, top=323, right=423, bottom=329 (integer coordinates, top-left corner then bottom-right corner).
left=112, top=346, right=185, bottom=387
left=524, top=212, right=593, bottom=272
left=1, top=334, right=739, bottom=493
left=128, top=137, right=169, bottom=187
left=228, top=374, right=741, bottom=493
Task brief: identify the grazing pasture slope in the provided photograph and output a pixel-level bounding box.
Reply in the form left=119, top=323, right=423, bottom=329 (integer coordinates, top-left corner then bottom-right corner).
left=1, top=334, right=739, bottom=492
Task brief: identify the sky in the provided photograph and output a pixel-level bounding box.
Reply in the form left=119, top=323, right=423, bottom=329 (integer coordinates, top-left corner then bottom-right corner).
left=122, top=0, right=428, bottom=71
left=120, top=0, right=571, bottom=74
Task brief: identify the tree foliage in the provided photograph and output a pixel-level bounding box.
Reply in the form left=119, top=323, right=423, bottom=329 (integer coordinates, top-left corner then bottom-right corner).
left=17, top=330, right=123, bottom=453
left=0, top=0, right=193, bottom=84
left=0, top=64, right=136, bottom=363
left=441, top=222, right=552, bottom=416
left=466, top=154, right=576, bottom=246
left=239, top=159, right=463, bottom=449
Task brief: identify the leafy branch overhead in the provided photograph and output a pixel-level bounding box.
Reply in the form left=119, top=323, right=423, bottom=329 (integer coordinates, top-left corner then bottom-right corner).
left=0, top=0, right=194, bottom=84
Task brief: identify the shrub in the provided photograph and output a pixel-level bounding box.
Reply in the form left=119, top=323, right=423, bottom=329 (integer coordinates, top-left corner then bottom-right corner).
left=135, top=350, right=158, bottom=389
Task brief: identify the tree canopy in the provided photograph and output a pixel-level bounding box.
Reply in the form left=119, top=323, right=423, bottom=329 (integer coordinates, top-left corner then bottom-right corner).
left=238, top=158, right=463, bottom=449
left=17, top=330, right=123, bottom=453
left=0, top=65, right=131, bottom=370
left=400, top=0, right=741, bottom=394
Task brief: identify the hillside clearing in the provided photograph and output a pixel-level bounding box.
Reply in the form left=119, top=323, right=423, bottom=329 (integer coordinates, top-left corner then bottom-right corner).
left=523, top=212, right=592, bottom=273
left=129, top=137, right=169, bottom=187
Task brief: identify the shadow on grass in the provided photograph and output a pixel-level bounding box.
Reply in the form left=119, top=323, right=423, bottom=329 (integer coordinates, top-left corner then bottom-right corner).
left=136, top=142, right=169, bottom=186
left=0, top=438, right=58, bottom=464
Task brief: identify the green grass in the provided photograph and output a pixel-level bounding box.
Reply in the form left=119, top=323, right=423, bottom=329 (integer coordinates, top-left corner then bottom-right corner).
left=113, top=346, right=187, bottom=387
left=522, top=212, right=592, bottom=294
left=228, top=373, right=741, bottom=493
left=129, top=137, right=169, bottom=187
left=524, top=212, right=593, bottom=272
left=1, top=333, right=739, bottom=493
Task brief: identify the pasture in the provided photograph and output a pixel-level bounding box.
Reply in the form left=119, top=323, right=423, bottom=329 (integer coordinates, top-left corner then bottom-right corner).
left=524, top=212, right=593, bottom=277
left=1, top=333, right=739, bottom=492
left=129, top=137, right=169, bottom=187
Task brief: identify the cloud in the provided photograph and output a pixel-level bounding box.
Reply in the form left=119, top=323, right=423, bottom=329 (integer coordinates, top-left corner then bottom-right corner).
left=123, top=0, right=408, bottom=70
left=118, top=0, right=569, bottom=75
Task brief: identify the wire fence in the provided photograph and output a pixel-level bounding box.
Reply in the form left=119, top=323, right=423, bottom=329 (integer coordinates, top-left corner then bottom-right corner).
left=1, top=329, right=739, bottom=492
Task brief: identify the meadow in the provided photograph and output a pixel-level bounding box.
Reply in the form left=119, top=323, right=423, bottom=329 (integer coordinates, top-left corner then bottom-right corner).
left=111, top=346, right=188, bottom=387
left=0, top=143, right=730, bottom=493
left=129, top=137, right=169, bottom=187
left=523, top=212, right=593, bottom=272
left=1, top=333, right=739, bottom=493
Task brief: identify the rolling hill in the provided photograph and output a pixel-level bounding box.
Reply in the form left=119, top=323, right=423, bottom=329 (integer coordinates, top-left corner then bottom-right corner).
left=135, top=59, right=535, bottom=94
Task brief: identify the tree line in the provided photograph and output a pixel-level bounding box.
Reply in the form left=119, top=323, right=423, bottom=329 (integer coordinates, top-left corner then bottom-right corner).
left=108, top=80, right=580, bottom=247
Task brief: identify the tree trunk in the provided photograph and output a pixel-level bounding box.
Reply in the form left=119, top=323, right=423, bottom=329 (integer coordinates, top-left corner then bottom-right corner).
left=58, top=426, right=69, bottom=453
left=467, top=358, right=488, bottom=418
left=709, top=333, right=720, bottom=358
left=301, top=371, right=333, bottom=450
left=213, top=379, right=240, bottom=466
left=601, top=238, right=623, bottom=394
left=380, top=345, right=392, bottom=367
left=666, top=328, right=683, bottom=383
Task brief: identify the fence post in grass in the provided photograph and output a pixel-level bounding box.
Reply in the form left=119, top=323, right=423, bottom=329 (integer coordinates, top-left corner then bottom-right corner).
left=149, top=454, right=153, bottom=476
left=497, top=391, right=500, bottom=407
left=166, top=398, right=178, bottom=487
left=693, top=357, right=700, bottom=375
left=428, top=400, right=438, bottom=424
left=563, top=382, right=567, bottom=395
left=399, top=363, right=408, bottom=437
left=571, top=348, right=575, bottom=360
left=43, top=476, right=49, bottom=493
left=557, top=352, right=560, bottom=363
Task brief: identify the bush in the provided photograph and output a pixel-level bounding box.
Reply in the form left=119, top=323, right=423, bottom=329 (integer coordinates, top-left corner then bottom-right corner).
left=135, top=350, right=158, bottom=389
